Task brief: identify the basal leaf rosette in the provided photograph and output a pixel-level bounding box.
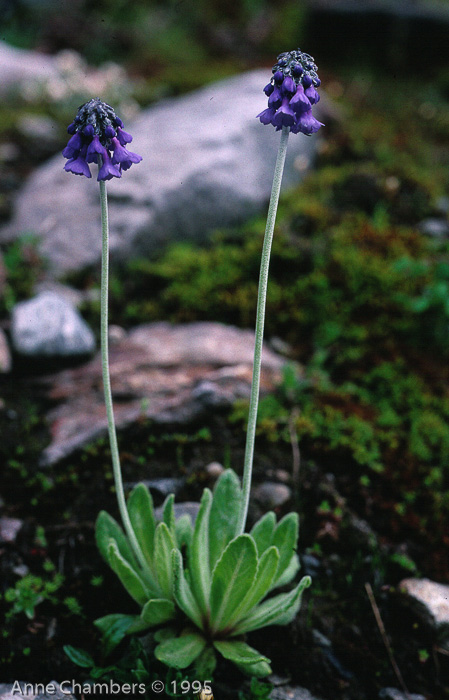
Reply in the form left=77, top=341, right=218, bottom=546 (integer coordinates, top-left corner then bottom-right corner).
left=94, top=470, right=310, bottom=678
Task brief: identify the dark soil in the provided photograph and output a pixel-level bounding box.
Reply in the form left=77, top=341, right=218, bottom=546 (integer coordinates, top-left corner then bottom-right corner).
left=1, top=374, right=448, bottom=700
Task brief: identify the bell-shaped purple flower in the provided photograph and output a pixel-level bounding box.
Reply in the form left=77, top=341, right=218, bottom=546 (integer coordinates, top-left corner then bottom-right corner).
left=272, top=98, right=296, bottom=128
left=64, top=154, right=92, bottom=178
left=62, top=97, right=142, bottom=181
left=292, top=110, right=324, bottom=135
left=268, top=86, right=282, bottom=110
left=97, top=152, right=121, bottom=181
left=257, top=48, right=323, bottom=135
left=110, top=137, right=142, bottom=166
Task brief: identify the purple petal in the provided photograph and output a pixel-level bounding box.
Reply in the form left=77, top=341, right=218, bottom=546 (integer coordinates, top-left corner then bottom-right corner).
left=268, top=86, right=282, bottom=109
left=67, top=122, right=77, bottom=135
left=272, top=98, right=296, bottom=128
left=66, top=132, right=82, bottom=151
left=64, top=156, right=92, bottom=178
left=256, top=107, right=276, bottom=125
left=263, top=82, right=274, bottom=97
left=97, top=152, right=121, bottom=181
left=289, top=84, right=311, bottom=114
left=294, top=110, right=324, bottom=135
left=273, top=70, right=284, bottom=83
left=110, top=137, right=142, bottom=165
left=116, top=128, right=133, bottom=146
left=281, top=76, right=296, bottom=96
left=302, top=74, right=313, bottom=88
left=86, top=135, right=108, bottom=164
left=305, top=86, right=320, bottom=105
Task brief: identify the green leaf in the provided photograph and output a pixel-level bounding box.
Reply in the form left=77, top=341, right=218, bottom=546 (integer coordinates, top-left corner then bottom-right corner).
left=208, top=469, right=242, bottom=570
left=107, top=541, right=150, bottom=606
left=153, top=522, right=177, bottom=599
left=274, top=553, right=300, bottom=588
left=141, top=598, right=176, bottom=626
left=250, top=512, right=276, bottom=556
left=95, top=511, right=138, bottom=570
left=233, top=576, right=311, bottom=635
left=188, top=489, right=212, bottom=614
left=63, top=645, right=95, bottom=669
left=271, top=512, right=298, bottom=585
left=162, top=494, right=176, bottom=538
left=172, top=549, right=203, bottom=628
left=213, top=640, right=269, bottom=667
left=94, top=614, right=137, bottom=656
left=234, top=659, right=272, bottom=678
left=155, top=632, right=206, bottom=669
left=127, top=484, right=156, bottom=567
left=228, top=546, right=279, bottom=628
left=175, top=514, right=193, bottom=550
left=194, top=647, right=217, bottom=679
left=210, top=535, right=257, bottom=634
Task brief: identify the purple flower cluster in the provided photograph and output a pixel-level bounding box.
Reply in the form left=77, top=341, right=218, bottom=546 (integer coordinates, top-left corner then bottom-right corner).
left=257, top=49, right=323, bottom=135
left=63, top=98, right=142, bottom=181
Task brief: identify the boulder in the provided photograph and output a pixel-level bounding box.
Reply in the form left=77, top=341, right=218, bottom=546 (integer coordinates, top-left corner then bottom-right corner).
left=0, top=41, right=57, bottom=97
left=37, top=321, right=284, bottom=466
left=11, top=291, right=95, bottom=358
left=399, top=578, right=449, bottom=638
left=1, top=71, right=325, bottom=277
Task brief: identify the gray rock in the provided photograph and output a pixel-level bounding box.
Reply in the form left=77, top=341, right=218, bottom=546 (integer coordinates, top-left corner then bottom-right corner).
left=0, top=328, right=12, bottom=373
left=254, top=481, right=292, bottom=509
left=38, top=321, right=285, bottom=466
left=400, top=578, right=449, bottom=637
left=0, top=681, right=76, bottom=700
left=0, top=517, right=23, bottom=543
left=11, top=291, right=95, bottom=358
left=1, top=71, right=326, bottom=277
left=379, top=689, right=426, bottom=700
left=270, top=685, right=322, bottom=700
left=155, top=501, right=200, bottom=523
left=0, top=41, right=57, bottom=97
left=418, top=218, right=449, bottom=237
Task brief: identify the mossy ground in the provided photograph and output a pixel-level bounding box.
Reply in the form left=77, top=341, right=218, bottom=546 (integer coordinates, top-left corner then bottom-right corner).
left=1, top=13, right=449, bottom=699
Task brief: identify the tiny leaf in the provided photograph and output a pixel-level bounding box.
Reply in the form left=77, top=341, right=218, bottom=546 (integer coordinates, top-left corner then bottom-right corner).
left=153, top=522, right=176, bottom=599
left=210, top=535, right=257, bottom=633
left=228, top=545, right=279, bottom=627
left=172, top=549, right=203, bottom=628
left=155, top=632, right=206, bottom=669
left=127, top=484, right=156, bottom=567
left=94, top=614, right=137, bottom=656
left=214, top=640, right=269, bottom=669
left=107, top=540, right=150, bottom=606
left=63, top=645, right=95, bottom=668
left=250, top=512, right=276, bottom=556
left=208, top=469, right=242, bottom=570
left=271, top=512, right=298, bottom=585
left=162, top=493, right=176, bottom=538
left=189, top=489, right=212, bottom=614
left=95, top=511, right=138, bottom=570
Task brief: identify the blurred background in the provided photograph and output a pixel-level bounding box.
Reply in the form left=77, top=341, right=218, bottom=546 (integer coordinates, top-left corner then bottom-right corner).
left=1, top=1, right=449, bottom=697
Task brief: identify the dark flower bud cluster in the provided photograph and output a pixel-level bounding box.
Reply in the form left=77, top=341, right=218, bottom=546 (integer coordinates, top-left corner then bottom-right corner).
left=257, top=49, right=324, bottom=135
left=63, top=98, right=142, bottom=181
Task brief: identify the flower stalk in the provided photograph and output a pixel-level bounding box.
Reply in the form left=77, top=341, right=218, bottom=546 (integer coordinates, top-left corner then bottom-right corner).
left=99, top=180, right=147, bottom=570
left=237, top=125, right=290, bottom=535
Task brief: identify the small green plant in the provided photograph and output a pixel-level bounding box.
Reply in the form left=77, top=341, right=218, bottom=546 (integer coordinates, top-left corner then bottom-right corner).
left=2, top=568, right=64, bottom=620
left=95, top=469, right=309, bottom=677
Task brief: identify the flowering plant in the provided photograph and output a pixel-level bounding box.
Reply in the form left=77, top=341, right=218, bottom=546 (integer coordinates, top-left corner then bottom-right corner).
left=64, top=50, right=322, bottom=681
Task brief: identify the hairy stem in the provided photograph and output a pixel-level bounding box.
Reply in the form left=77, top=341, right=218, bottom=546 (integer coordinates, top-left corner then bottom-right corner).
left=237, top=126, right=290, bottom=535
left=99, top=180, right=147, bottom=569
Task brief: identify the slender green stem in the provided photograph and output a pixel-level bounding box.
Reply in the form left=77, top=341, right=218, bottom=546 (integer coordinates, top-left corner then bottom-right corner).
left=99, top=180, right=147, bottom=569
left=237, top=125, right=290, bottom=535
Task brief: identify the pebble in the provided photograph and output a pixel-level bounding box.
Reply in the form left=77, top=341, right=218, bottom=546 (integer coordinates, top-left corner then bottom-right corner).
left=11, top=291, right=95, bottom=358
left=379, top=689, right=426, bottom=700
left=0, top=517, right=23, bottom=543
left=400, top=577, right=449, bottom=637
left=253, top=482, right=292, bottom=509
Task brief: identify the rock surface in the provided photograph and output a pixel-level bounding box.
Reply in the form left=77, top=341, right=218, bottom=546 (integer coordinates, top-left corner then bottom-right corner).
left=0, top=71, right=325, bottom=277
left=38, top=321, right=284, bottom=466
left=0, top=682, right=76, bottom=700
left=0, top=329, right=12, bottom=372
left=270, top=685, right=322, bottom=700
left=11, top=291, right=96, bottom=358
left=400, top=577, right=449, bottom=637
left=0, top=41, right=57, bottom=97
left=379, top=689, right=426, bottom=700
